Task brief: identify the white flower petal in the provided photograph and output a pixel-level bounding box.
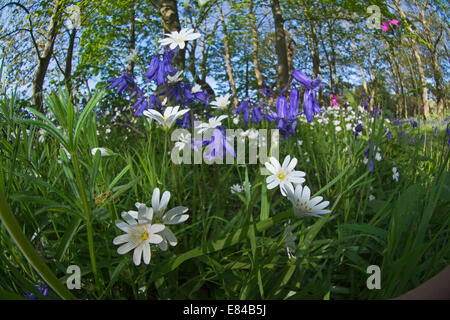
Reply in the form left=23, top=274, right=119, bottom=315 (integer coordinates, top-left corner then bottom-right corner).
left=142, top=243, right=151, bottom=264
left=152, top=188, right=160, bottom=212
left=117, top=242, right=137, bottom=255
left=133, top=245, right=143, bottom=265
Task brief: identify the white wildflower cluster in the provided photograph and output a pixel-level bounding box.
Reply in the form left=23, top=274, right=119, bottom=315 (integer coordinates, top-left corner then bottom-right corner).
left=263, top=155, right=332, bottom=260
left=230, top=181, right=252, bottom=194
left=113, top=188, right=189, bottom=266
left=264, top=155, right=331, bottom=219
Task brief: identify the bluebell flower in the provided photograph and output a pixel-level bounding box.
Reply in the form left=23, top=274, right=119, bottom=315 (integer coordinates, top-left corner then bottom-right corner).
left=261, top=83, right=272, bottom=98
left=144, top=55, right=161, bottom=83
left=251, top=106, right=263, bottom=124
left=236, top=99, right=250, bottom=114
left=194, top=90, right=209, bottom=106
left=243, top=106, right=251, bottom=126
left=108, top=70, right=135, bottom=94
left=24, top=293, right=38, bottom=300
left=410, top=120, right=418, bottom=128
left=364, top=141, right=377, bottom=172
left=35, top=283, right=50, bottom=297
left=276, top=96, right=288, bottom=118
left=385, top=128, right=392, bottom=139
left=176, top=110, right=191, bottom=129
left=168, top=82, right=183, bottom=105
left=204, top=128, right=236, bottom=162
left=292, top=70, right=327, bottom=122
left=144, top=49, right=177, bottom=86
left=183, top=83, right=194, bottom=105
left=288, top=87, right=299, bottom=118
left=353, top=123, right=364, bottom=137
left=361, top=93, right=371, bottom=111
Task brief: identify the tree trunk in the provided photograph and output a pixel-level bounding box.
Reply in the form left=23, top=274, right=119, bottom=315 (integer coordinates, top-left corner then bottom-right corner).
left=217, top=3, right=238, bottom=108
left=285, top=29, right=295, bottom=79
left=351, top=39, right=369, bottom=96
left=383, top=39, right=401, bottom=117
left=393, top=0, right=430, bottom=118
left=159, top=0, right=184, bottom=68
left=328, top=24, right=338, bottom=93
left=31, top=0, right=62, bottom=111
left=270, top=0, right=289, bottom=92
left=65, top=28, right=77, bottom=92
left=249, top=0, right=264, bottom=93
left=127, top=2, right=136, bottom=77
left=431, top=52, right=446, bottom=116
left=410, top=40, right=429, bottom=118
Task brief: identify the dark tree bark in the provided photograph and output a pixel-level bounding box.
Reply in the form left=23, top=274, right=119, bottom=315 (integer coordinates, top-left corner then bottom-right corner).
left=249, top=0, right=264, bottom=93
left=31, top=0, right=62, bottom=111
left=64, top=28, right=77, bottom=92
left=127, top=2, right=136, bottom=77
left=270, top=0, right=289, bottom=92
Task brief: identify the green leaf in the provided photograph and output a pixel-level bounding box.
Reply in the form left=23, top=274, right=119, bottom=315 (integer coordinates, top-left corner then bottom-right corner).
left=55, top=216, right=83, bottom=261
left=74, top=92, right=104, bottom=145
left=107, top=164, right=131, bottom=192
left=0, top=190, right=77, bottom=300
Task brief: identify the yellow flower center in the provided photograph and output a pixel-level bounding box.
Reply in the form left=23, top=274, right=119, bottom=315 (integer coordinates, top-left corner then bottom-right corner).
left=295, top=199, right=311, bottom=212
left=163, top=115, right=168, bottom=121
left=278, top=171, right=286, bottom=180
left=133, top=226, right=149, bottom=245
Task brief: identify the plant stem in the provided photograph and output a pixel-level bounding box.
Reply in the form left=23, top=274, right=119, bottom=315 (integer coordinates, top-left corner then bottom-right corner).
left=71, top=154, right=100, bottom=294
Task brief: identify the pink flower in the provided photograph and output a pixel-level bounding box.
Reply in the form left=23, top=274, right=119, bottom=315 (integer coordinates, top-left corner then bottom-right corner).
left=388, top=19, right=400, bottom=27
left=330, top=94, right=339, bottom=107
left=381, top=21, right=390, bottom=32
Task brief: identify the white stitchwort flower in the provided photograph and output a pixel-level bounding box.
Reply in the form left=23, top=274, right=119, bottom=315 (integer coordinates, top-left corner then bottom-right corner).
left=158, top=28, right=201, bottom=50
left=191, top=84, right=202, bottom=94
left=281, top=184, right=332, bottom=219
left=210, top=93, right=231, bottom=109
left=167, top=70, right=183, bottom=83
left=141, top=188, right=189, bottom=251
left=91, top=147, right=113, bottom=157
left=242, top=181, right=252, bottom=190
left=113, top=208, right=165, bottom=266
left=369, top=195, right=376, bottom=201
left=195, top=115, right=228, bottom=134
left=230, top=184, right=243, bottom=194
left=392, top=167, right=399, bottom=182
left=143, top=106, right=189, bottom=131
left=375, top=152, right=382, bottom=161
left=264, top=155, right=306, bottom=196
left=174, top=132, right=191, bottom=151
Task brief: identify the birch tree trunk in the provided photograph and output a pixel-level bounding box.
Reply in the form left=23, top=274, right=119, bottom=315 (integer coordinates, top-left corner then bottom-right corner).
left=217, top=3, right=238, bottom=108
left=393, top=0, right=430, bottom=118
left=351, top=39, right=369, bottom=96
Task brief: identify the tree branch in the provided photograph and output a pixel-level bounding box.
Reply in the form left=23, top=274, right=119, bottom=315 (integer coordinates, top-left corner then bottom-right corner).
left=0, top=2, right=41, bottom=58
